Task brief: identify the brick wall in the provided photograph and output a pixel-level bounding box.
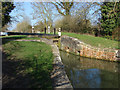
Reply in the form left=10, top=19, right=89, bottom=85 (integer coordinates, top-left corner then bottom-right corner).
left=60, top=35, right=119, bottom=62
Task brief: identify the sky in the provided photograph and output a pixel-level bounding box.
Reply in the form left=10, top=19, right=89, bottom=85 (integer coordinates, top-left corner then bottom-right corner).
left=9, top=2, right=60, bottom=30
left=9, top=2, right=33, bottom=30
left=9, top=2, right=101, bottom=31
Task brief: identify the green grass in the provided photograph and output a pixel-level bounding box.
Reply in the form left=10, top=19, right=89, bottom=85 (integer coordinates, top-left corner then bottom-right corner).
left=1, top=34, right=58, bottom=40
left=62, top=32, right=119, bottom=49
left=1, top=35, right=42, bottom=40
left=3, top=41, right=53, bottom=88
left=1, top=35, right=27, bottom=39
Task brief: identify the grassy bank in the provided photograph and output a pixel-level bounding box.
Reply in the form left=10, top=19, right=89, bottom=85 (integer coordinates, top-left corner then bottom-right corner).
left=1, top=35, right=27, bottom=39
left=62, top=32, right=119, bottom=49
left=1, top=35, right=58, bottom=40
left=2, top=41, right=53, bottom=88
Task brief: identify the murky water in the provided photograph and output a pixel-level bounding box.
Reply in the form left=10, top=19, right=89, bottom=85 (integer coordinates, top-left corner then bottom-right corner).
left=60, top=51, right=120, bottom=88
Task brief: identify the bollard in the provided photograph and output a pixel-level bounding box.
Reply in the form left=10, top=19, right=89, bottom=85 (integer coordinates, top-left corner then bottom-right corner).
left=48, top=26, right=50, bottom=34
left=58, top=28, right=61, bottom=38
left=54, top=28, right=56, bottom=35
left=32, top=26, right=34, bottom=33
left=44, top=27, right=46, bottom=34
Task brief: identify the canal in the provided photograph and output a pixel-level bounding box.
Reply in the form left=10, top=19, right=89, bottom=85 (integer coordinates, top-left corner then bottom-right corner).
left=60, top=51, right=120, bottom=88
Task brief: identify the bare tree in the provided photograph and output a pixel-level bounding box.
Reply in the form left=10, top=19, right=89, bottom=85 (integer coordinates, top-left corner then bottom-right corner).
left=31, top=2, right=55, bottom=28
left=51, top=2, right=74, bottom=16
left=10, top=2, right=25, bottom=23
left=16, top=15, right=31, bottom=33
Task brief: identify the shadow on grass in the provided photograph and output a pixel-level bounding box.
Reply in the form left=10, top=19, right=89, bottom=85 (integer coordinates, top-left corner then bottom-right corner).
left=2, top=52, right=52, bottom=89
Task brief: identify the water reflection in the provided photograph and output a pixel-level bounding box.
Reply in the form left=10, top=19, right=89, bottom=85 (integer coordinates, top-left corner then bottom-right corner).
left=60, top=51, right=120, bottom=88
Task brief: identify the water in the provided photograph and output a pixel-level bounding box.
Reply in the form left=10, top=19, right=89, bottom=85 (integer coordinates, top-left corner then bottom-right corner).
left=60, top=51, right=120, bottom=88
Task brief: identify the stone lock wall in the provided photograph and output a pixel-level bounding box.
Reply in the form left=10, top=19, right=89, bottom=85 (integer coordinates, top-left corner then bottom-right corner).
left=60, top=35, right=119, bottom=62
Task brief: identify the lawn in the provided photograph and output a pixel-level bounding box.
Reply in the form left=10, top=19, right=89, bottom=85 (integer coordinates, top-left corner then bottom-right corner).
left=1, top=35, right=58, bottom=40
left=1, top=35, right=27, bottom=39
left=2, top=41, right=53, bottom=88
left=1, top=35, right=41, bottom=40
left=62, top=32, right=119, bottom=49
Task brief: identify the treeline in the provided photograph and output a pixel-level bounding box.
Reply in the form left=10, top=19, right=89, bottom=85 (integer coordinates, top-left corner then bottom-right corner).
left=54, top=2, right=120, bottom=40
left=1, top=2, right=120, bottom=41
left=55, top=15, right=92, bottom=34
left=32, top=2, right=119, bottom=40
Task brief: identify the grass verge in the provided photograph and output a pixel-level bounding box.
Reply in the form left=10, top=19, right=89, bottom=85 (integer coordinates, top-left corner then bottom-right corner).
left=2, top=41, right=53, bottom=88
left=62, top=32, right=119, bottom=49
left=1, top=35, right=27, bottom=39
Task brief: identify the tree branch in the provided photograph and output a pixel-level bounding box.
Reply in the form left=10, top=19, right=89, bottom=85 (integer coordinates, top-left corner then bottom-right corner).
left=51, top=2, right=65, bottom=16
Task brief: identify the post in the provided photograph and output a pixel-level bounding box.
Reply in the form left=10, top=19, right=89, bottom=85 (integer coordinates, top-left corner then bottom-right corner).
left=48, top=26, right=50, bottom=34
left=32, top=26, right=34, bottom=33
left=58, top=28, right=61, bottom=49
left=54, top=28, right=56, bottom=35
left=58, top=28, right=61, bottom=38
left=44, top=27, right=46, bottom=34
